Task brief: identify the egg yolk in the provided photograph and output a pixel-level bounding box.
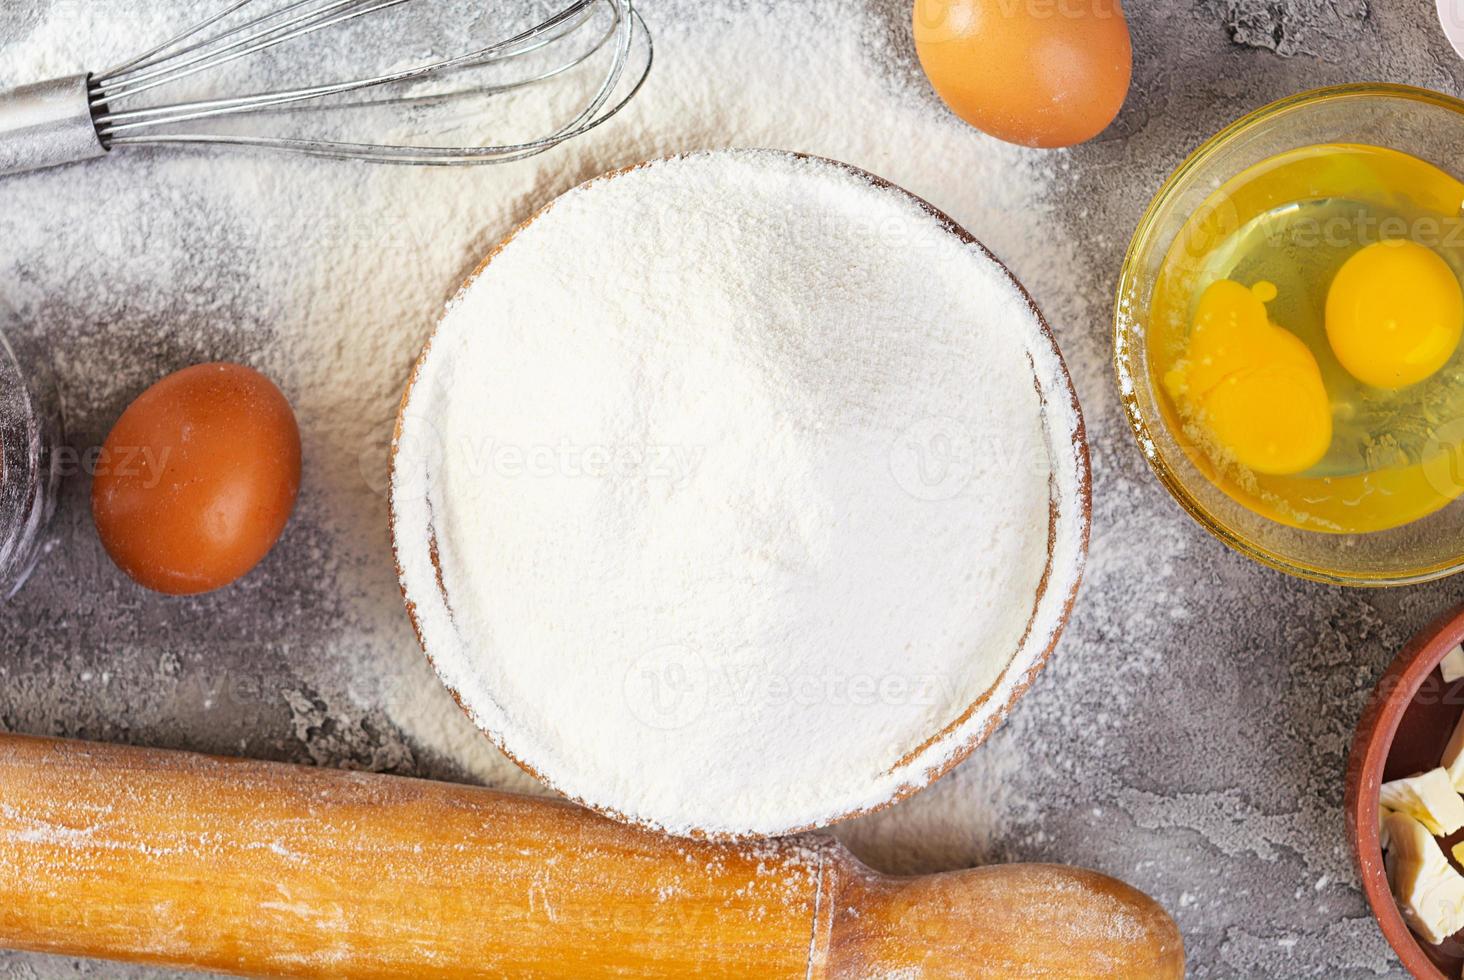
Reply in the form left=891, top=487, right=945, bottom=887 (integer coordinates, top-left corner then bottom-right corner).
left=1325, top=239, right=1463, bottom=389
left=1166, top=280, right=1332, bottom=475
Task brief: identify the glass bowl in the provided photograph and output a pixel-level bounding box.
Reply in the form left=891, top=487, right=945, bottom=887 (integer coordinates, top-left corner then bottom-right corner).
left=1115, top=84, right=1464, bottom=586
left=0, top=303, right=62, bottom=600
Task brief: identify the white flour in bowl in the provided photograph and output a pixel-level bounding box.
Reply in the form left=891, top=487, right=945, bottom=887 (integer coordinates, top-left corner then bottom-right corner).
left=392, top=150, right=1086, bottom=837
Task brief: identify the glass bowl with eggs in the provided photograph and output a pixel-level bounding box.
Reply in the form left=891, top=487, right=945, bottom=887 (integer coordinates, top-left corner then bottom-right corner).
left=1117, top=84, right=1464, bottom=586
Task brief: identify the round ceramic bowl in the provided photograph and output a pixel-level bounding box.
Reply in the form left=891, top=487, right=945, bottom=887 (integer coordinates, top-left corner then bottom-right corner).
left=1115, top=84, right=1464, bottom=586
left=390, top=151, right=1091, bottom=839
left=1347, top=603, right=1464, bottom=978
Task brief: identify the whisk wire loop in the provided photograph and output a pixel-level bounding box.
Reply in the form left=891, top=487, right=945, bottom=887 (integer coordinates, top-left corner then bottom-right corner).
left=81, top=0, right=649, bottom=166
left=96, top=0, right=433, bottom=103
left=92, top=0, right=601, bottom=128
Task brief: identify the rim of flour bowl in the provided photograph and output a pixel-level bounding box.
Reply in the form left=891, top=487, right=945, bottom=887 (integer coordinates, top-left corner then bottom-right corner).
left=388, top=149, right=1093, bottom=840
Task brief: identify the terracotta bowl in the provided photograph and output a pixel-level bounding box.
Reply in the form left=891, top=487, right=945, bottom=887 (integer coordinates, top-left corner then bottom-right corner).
left=1347, top=602, right=1464, bottom=977
left=389, top=150, right=1092, bottom=839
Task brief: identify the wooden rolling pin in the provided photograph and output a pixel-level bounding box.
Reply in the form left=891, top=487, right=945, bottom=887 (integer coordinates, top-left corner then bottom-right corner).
left=0, top=733, right=1184, bottom=978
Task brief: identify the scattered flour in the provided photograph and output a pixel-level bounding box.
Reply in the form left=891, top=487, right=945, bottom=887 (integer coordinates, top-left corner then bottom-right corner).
left=0, top=0, right=1062, bottom=856
left=340, top=2, right=1064, bottom=834
left=391, top=150, right=1085, bottom=836
left=1, top=2, right=1452, bottom=975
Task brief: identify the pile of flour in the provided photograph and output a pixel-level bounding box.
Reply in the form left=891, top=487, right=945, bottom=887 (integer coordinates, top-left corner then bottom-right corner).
left=0, top=0, right=1068, bottom=852
left=393, top=150, right=1084, bottom=836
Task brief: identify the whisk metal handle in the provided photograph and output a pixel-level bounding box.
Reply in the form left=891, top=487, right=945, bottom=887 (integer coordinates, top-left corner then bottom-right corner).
left=0, top=75, right=105, bottom=178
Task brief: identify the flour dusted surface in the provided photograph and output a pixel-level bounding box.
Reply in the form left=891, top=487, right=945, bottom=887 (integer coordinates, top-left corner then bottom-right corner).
left=0, top=0, right=1071, bottom=879
left=394, top=151, right=1075, bottom=835
left=2, top=0, right=1448, bottom=974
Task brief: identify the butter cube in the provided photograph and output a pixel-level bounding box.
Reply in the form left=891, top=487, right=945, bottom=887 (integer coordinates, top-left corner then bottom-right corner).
left=1442, top=715, right=1464, bottom=792
left=1380, top=768, right=1464, bottom=836
left=1442, top=644, right=1464, bottom=683
left=1386, top=812, right=1464, bottom=944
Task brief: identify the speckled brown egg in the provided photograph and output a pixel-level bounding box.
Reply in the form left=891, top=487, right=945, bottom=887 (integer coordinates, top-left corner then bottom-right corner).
left=91, top=362, right=301, bottom=595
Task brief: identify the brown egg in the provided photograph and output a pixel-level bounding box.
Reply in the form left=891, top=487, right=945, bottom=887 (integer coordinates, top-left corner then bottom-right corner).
left=92, top=362, right=301, bottom=596
left=914, top=0, right=1133, bottom=148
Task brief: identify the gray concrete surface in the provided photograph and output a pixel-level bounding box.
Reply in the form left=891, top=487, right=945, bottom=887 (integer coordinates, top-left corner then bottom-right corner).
left=2, top=0, right=1464, bottom=977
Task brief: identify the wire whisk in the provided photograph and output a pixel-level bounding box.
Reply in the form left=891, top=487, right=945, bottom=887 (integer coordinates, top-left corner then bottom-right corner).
left=0, top=0, right=652, bottom=176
